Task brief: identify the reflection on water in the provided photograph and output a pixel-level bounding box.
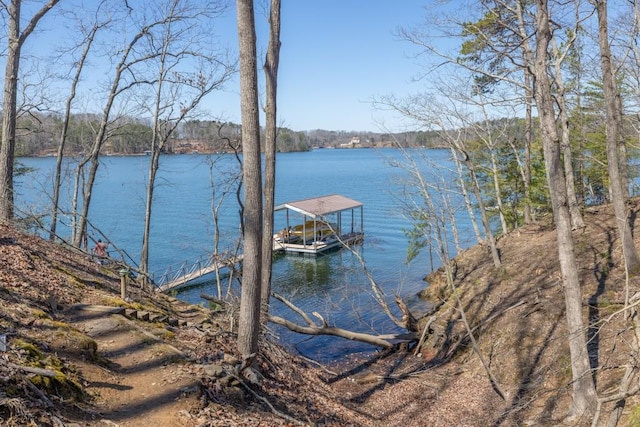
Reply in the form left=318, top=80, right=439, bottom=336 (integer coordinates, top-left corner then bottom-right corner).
left=271, top=245, right=364, bottom=295
left=274, top=256, right=333, bottom=295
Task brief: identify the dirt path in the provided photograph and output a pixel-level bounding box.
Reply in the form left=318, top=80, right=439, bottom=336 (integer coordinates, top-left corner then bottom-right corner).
left=64, top=305, right=201, bottom=426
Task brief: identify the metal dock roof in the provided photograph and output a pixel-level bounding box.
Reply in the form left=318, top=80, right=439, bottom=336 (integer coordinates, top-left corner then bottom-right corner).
left=274, top=194, right=363, bottom=218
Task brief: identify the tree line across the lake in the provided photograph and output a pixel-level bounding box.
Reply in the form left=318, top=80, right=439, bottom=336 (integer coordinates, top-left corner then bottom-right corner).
left=7, top=112, right=447, bottom=156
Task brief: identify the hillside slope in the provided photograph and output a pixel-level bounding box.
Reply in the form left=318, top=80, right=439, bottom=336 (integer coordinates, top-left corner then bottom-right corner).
left=419, top=201, right=640, bottom=425
left=1, top=200, right=639, bottom=426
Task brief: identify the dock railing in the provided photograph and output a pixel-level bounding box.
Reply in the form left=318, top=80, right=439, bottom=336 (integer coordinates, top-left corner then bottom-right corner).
left=154, top=251, right=242, bottom=292
left=155, top=253, right=214, bottom=289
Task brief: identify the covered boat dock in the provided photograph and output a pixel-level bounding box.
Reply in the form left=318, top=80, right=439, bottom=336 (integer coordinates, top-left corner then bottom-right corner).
left=273, top=194, right=364, bottom=255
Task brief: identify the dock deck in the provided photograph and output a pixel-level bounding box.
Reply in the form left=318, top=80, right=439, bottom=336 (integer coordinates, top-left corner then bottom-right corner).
left=273, top=231, right=363, bottom=255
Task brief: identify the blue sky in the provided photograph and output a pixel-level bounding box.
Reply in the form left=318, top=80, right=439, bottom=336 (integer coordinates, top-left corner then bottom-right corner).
left=17, top=1, right=439, bottom=133
left=207, top=1, right=431, bottom=132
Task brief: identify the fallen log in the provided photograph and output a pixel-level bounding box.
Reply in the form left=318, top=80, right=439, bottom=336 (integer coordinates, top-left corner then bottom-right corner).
left=268, top=315, right=416, bottom=348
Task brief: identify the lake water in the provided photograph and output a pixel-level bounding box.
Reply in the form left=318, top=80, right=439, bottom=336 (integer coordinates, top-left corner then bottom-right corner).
left=16, top=148, right=470, bottom=362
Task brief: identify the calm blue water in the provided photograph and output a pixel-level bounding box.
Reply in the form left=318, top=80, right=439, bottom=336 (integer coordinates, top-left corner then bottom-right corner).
left=16, top=148, right=472, bottom=362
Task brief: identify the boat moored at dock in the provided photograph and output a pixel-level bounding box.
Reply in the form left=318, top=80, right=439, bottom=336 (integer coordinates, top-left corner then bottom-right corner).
left=274, top=219, right=337, bottom=244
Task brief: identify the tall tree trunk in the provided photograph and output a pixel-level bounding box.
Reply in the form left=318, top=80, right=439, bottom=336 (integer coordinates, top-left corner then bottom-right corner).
left=76, top=152, right=105, bottom=249
left=451, top=147, right=483, bottom=243
left=523, top=70, right=533, bottom=224
left=141, top=149, right=159, bottom=282
left=0, top=0, right=21, bottom=224
left=73, top=105, right=111, bottom=248
left=560, top=117, right=584, bottom=230
left=489, top=151, right=508, bottom=234
left=506, top=137, right=530, bottom=226
left=261, top=0, right=281, bottom=310
left=533, top=0, right=597, bottom=417
left=596, top=0, right=640, bottom=273
left=618, top=128, right=629, bottom=199
left=572, top=44, right=587, bottom=207
left=140, top=9, right=171, bottom=283
left=236, top=0, right=263, bottom=358
left=514, top=0, right=537, bottom=225
left=0, top=0, right=59, bottom=224
left=71, top=159, right=88, bottom=245
left=551, top=34, right=584, bottom=230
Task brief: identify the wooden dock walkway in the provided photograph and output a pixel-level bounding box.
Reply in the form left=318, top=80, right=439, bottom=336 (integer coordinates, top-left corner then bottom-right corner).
left=155, top=254, right=242, bottom=293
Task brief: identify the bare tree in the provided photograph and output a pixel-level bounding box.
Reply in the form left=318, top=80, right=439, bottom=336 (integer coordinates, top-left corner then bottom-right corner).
left=206, top=148, right=242, bottom=299
left=260, top=0, right=281, bottom=310
left=465, top=93, right=515, bottom=235
left=236, top=0, right=263, bottom=358
left=454, top=142, right=501, bottom=267
left=531, top=0, right=597, bottom=417
left=49, top=5, right=110, bottom=241
left=71, top=33, right=135, bottom=247
left=512, top=0, right=585, bottom=229
left=376, top=86, right=502, bottom=267
left=138, top=0, right=235, bottom=283
left=71, top=5, right=200, bottom=248
left=594, top=0, right=640, bottom=274
left=550, top=28, right=584, bottom=229
left=399, top=0, right=585, bottom=229
left=450, top=146, right=483, bottom=244
left=0, top=0, right=59, bottom=224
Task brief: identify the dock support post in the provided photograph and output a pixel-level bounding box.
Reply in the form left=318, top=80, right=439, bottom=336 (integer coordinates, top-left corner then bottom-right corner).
left=119, top=269, right=128, bottom=300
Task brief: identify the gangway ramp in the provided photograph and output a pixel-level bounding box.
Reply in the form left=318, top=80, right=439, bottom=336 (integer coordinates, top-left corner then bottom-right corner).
left=155, top=253, right=242, bottom=292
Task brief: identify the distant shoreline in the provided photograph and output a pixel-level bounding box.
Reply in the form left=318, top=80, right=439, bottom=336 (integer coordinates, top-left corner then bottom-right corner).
left=19, top=144, right=441, bottom=159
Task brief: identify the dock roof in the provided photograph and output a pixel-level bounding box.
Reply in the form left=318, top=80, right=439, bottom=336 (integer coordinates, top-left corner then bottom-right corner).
left=274, top=194, right=363, bottom=218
